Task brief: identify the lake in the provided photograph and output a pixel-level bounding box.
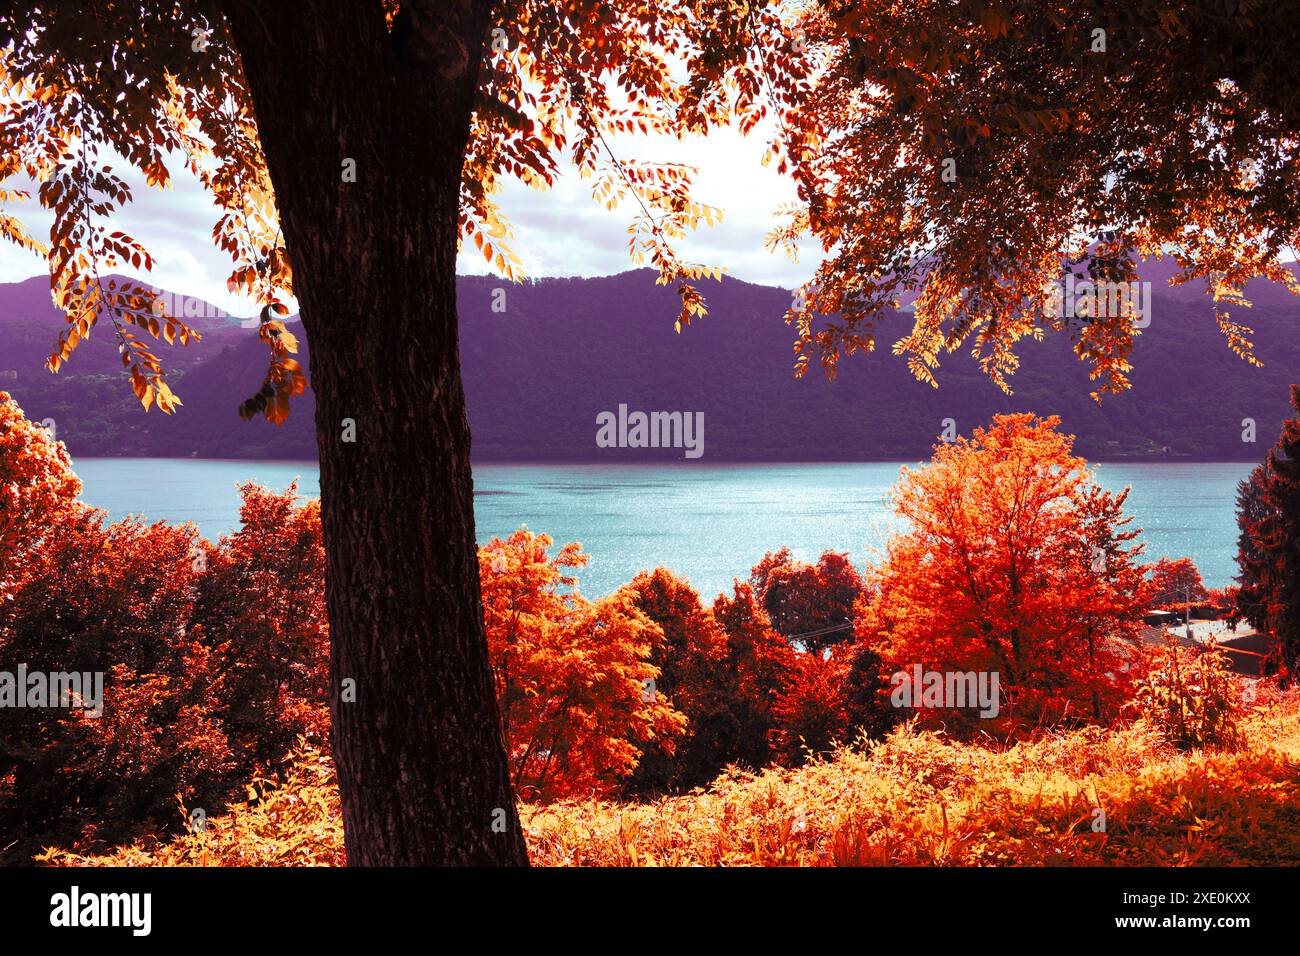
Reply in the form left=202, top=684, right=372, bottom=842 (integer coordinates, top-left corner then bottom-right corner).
left=69, top=458, right=1255, bottom=599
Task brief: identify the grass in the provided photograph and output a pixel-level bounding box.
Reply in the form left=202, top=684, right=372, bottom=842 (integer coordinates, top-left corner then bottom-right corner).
left=39, top=685, right=1300, bottom=867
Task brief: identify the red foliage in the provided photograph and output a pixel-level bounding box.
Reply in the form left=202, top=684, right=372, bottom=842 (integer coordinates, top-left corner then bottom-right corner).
left=751, top=548, right=864, bottom=652
left=1236, top=385, right=1300, bottom=682
left=0, top=507, right=232, bottom=855
left=1146, top=557, right=1209, bottom=610
left=770, top=649, right=851, bottom=764
left=192, top=481, right=330, bottom=775
left=860, top=414, right=1148, bottom=732
left=0, top=402, right=332, bottom=860
left=480, top=530, right=685, bottom=801
left=712, top=581, right=796, bottom=769
left=623, top=568, right=734, bottom=793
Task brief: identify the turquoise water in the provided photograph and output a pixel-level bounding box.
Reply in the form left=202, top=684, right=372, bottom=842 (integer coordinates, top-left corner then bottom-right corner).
left=69, top=458, right=1254, bottom=599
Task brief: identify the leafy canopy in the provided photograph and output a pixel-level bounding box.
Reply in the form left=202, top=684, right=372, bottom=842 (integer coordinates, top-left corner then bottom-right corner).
left=860, top=413, right=1148, bottom=729
left=773, top=0, right=1300, bottom=396
left=7, top=0, right=1293, bottom=420
left=0, top=1, right=811, bottom=420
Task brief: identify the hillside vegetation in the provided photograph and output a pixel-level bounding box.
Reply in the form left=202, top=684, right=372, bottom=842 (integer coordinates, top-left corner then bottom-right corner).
left=41, top=688, right=1300, bottom=868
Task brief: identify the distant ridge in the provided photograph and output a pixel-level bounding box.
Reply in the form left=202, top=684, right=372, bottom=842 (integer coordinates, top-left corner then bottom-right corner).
left=1, top=264, right=1298, bottom=461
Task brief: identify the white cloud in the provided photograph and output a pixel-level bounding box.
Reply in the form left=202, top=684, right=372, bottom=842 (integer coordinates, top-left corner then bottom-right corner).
left=458, top=119, right=819, bottom=288
left=0, top=122, right=817, bottom=300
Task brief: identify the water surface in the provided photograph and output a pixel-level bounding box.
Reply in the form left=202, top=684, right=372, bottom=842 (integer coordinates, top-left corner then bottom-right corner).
left=71, top=458, right=1253, bottom=598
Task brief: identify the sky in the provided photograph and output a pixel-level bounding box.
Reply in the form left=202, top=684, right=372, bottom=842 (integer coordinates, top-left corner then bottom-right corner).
left=0, top=119, right=817, bottom=319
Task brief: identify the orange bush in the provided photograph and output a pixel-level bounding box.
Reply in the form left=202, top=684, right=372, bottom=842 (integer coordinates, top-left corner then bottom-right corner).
left=480, top=530, right=686, bottom=801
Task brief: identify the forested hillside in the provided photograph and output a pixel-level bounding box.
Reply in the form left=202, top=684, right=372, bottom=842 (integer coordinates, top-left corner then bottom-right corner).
left=3, top=262, right=1298, bottom=460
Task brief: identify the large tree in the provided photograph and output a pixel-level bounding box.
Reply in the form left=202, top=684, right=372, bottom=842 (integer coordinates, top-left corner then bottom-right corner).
left=0, top=2, right=807, bottom=864
left=859, top=414, right=1147, bottom=731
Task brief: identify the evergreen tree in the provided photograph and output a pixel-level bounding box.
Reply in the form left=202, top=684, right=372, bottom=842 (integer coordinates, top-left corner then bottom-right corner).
left=1238, top=386, right=1300, bottom=682
left=1235, top=462, right=1274, bottom=632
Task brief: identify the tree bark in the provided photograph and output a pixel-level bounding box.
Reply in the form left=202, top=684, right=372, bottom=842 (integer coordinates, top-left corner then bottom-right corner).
left=218, top=0, right=528, bottom=865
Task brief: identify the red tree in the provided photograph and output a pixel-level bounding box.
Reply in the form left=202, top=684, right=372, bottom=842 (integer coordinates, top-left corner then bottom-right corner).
left=479, top=530, right=685, bottom=801
left=1236, top=385, right=1300, bottom=682
left=1146, top=557, right=1209, bottom=610
left=711, top=581, right=795, bottom=770
left=750, top=549, right=864, bottom=652
left=0, top=507, right=231, bottom=858
left=624, top=568, right=733, bottom=793
left=770, top=648, right=851, bottom=765
left=192, top=482, right=331, bottom=777
left=860, top=414, right=1147, bottom=732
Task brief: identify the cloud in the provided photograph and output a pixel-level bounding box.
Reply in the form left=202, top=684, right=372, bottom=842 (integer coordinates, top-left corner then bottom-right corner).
left=457, top=119, right=819, bottom=288
left=0, top=122, right=818, bottom=299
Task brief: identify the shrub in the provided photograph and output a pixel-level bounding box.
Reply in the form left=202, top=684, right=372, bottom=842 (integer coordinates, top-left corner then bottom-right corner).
left=0, top=508, right=232, bottom=859
left=480, top=530, right=686, bottom=801
left=1129, top=639, right=1246, bottom=751
left=47, top=689, right=1300, bottom=867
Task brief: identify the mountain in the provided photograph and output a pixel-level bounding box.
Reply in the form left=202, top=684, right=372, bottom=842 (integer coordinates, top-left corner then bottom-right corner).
left=1, top=265, right=1299, bottom=461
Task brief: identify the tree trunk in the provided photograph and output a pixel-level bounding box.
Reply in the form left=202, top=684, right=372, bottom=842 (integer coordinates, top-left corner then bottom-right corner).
left=218, top=0, right=528, bottom=865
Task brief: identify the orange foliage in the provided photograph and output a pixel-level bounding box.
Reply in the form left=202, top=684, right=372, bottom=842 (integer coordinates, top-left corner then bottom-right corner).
left=50, top=689, right=1300, bottom=868
left=0, top=3, right=815, bottom=415
left=5, top=400, right=1284, bottom=868
left=777, top=3, right=1300, bottom=396
left=861, top=414, right=1148, bottom=731
left=1129, top=639, right=1246, bottom=752
left=480, top=529, right=685, bottom=801
left=0, top=391, right=80, bottom=600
